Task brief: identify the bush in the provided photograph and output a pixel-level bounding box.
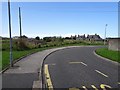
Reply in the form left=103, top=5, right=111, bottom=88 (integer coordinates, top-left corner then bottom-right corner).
left=35, top=36, right=40, bottom=40
left=15, top=39, right=30, bottom=51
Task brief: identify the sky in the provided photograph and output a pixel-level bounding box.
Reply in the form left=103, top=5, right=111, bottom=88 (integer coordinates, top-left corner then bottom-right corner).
left=1, top=1, right=119, bottom=38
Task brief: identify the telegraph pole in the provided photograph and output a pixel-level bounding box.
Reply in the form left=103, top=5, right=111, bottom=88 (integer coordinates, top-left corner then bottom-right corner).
left=19, top=7, right=22, bottom=38
left=104, top=24, right=108, bottom=45
left=8, top=0, right=13, bottom=67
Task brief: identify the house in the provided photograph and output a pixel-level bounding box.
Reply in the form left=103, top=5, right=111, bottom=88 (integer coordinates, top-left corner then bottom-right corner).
left=87, top=34, right=102, bottom=41
left=76, top=34, right=86, bottom=40
left=13, top=36, right=19, bottom=39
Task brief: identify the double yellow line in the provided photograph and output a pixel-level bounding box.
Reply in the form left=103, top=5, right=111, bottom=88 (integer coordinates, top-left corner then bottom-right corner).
left=44, top=64, right=53, bottom=90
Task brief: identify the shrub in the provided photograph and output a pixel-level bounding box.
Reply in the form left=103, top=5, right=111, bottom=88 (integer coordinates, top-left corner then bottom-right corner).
left=15, top=39, right=30, bottom=51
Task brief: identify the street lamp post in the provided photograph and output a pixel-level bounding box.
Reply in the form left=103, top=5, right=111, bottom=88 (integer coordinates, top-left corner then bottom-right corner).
left=8, top=0, right=13, bottom=67
left=104, top=24, right=108, bottom=45
left=19, top=7, right=22, bottom=38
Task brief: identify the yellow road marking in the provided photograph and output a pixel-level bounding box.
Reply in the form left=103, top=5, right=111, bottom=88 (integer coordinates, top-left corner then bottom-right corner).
left=95, top=70, right=108, bottom=78
left=100, top=84, right=112, bottom=90
left=69, top=88, right=80, bottom=90
left=44, top=64, right=53, bottom=89
left=69, top=61, right=87, bottom=66
left=69, top=62, right=81, bottom=64
left=82, top=86, right=88, bottom=90
left=91, top=85, right=98, bottom=90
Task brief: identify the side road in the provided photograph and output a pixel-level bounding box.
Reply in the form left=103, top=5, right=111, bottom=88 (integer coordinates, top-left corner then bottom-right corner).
left=2, top=46, right=84, bottom=89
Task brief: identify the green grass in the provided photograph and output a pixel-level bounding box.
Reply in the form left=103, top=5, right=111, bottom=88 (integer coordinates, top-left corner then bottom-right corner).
left=2, top=47, right=54, bottom=70
left=95, top=48, right=120, bottom=63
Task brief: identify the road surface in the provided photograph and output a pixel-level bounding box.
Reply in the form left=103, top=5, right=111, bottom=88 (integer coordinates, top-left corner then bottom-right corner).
left=43, top=46, right=120, bottom=89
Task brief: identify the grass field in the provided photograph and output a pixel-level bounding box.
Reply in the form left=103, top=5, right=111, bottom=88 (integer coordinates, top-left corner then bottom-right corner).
left=95, top=48, right=120, bottom=63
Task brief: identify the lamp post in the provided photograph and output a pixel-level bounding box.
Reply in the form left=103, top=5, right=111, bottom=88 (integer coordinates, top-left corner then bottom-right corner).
left=8, top=0, right=13, bottom=67
left=19, top=7, right=22, bottom=38
left=104, top=24, right=108, bottom=45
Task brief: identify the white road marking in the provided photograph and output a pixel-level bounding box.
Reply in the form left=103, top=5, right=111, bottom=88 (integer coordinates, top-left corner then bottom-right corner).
left=91, top=85, right=98, bottom=90
left=82, top=86, right=88, bottom=90
left=80, top=62, right=87, bottom=66
left=118, top=82, right=120, bottom=84
left=69, top=61, right=87, bottom=66
left=95, top=70, right=108, bottom=78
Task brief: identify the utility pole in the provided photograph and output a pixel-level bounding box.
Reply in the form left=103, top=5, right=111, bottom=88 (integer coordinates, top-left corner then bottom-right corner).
left=104, top=24, right=108, bottom=45
left=19, top=7, right=22, bottom=38
left=8, top=0, right=13, bottom=67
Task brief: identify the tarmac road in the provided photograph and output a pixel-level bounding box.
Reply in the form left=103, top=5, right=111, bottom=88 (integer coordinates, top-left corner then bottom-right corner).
left=2, top=46, right=82, bottom=89
left=43, top=46, right=120, bottom=89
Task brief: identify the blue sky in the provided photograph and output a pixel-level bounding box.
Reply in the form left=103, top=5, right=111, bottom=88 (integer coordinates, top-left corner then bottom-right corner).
left=2, top=2, right=118, bottom=38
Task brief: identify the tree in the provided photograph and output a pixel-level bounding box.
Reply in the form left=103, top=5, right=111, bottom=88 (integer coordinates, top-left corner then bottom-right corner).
left=65, top=37, right=71, bottom=39
left=35, top=36, right=40, bottom=40
left=43, top=37, right=52, bottom=42
left=21, top=35, right=28, bottom=38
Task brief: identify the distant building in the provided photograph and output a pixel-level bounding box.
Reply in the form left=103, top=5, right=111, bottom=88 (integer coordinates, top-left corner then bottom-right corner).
left=13, top=36, right=19, bottom=39
left=75, top=34, right=102, bottom=41
left=87, top=34, right=102, bottom=41
left=76, top=34, right=86, bottom=40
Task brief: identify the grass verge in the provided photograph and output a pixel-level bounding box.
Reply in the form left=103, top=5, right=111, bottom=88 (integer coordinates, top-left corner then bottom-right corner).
left=2, top=47, right=54, bottom=70
left=95, top=48, right=120, bottom=63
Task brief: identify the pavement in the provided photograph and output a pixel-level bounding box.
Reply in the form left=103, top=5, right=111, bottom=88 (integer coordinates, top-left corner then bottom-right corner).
left=2, top=46, right=83, bottom=89
left=43, top=46, right=120, bottom=89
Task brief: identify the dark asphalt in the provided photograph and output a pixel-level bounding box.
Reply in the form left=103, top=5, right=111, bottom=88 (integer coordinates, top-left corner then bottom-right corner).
left=2, top=73, right=38, bottom=89
left=43, top=46, right=120, bottom=89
